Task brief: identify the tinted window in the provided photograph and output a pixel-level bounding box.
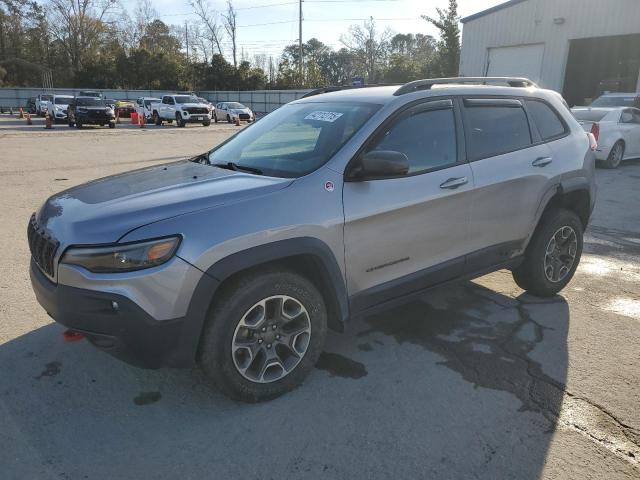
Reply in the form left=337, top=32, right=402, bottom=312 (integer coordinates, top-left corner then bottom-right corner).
left=174, top=95, right=199, bottom=104
left=527, top=100, right=566, bottom=140
left=590, top=95, right=636, bottom=107
left=75, top=97, right=104, bottom=106
left=465, top=105, right=532, bottom=160
left=368, top=107, right=457, bottom=174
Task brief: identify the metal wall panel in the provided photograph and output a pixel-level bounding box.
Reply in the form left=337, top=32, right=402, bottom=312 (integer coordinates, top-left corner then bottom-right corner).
left=460, top=0, right=640, bottom=92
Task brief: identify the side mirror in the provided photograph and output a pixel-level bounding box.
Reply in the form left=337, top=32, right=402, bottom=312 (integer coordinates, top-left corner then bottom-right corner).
left=349, top=150, right=410, bottom=180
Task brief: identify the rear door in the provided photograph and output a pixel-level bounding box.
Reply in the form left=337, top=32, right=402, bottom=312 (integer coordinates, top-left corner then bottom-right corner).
left=462, top=97, right=562, bottom=271
left=343, top=98, right=474, bottom=309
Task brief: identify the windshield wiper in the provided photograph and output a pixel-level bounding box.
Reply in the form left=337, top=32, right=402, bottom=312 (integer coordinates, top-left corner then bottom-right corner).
left=211, top=162, right=263, bottom=175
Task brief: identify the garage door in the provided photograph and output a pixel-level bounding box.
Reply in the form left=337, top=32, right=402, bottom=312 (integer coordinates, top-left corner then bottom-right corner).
left=486, top=44, right=545, bottom=83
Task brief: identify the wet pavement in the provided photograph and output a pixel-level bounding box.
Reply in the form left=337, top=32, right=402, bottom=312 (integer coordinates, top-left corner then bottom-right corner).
left=0, top=117, right=638, bottom=479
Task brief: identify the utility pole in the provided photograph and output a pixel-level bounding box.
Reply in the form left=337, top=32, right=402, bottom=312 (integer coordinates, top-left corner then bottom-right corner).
left=298, top=0, right=303, bottom=86
left=185, top=21, right=192, bottom=91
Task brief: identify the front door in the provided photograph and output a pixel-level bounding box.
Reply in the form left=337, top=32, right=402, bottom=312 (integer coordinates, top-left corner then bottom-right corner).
left=343, top=99, right=473, bottom=311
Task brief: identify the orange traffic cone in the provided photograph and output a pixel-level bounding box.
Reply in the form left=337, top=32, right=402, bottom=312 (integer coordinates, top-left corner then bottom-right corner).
left=44, top=113, right=53, bottom=129
left=26, top=113, right=32, bottom=125
left=19, top=107, right=24, bottom=119
left=235, top=116, right=240, bottom=126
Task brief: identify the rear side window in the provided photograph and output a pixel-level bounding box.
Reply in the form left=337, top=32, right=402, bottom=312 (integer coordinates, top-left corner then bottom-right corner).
left=464, top=104, right=532, bottom=160
left=527, top=100, right=566, bottom=140
left=369, top=107, right=457, bottom=174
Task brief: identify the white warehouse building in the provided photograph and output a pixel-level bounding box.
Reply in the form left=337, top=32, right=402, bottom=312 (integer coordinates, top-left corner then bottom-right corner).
left=459, top=0, right=640, bottom=106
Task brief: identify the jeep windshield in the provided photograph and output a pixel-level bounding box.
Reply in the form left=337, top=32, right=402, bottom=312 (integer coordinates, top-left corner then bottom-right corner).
left=175, top=95, right=200, bottom=104
left=76, top=98, right=105, bottom=107
left=208, top=102, right=380, bottom=178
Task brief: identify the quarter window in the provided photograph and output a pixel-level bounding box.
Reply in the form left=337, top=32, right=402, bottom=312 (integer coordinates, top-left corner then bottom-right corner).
left=367, top=106, right=457, bottom=174
left=527, top=100, right=567, bottom=140
left=465, top=105, right=532, bottom=160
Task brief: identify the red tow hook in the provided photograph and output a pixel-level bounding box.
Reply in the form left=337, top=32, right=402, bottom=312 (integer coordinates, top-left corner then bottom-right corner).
left=63, top=329, right=85, bottom=342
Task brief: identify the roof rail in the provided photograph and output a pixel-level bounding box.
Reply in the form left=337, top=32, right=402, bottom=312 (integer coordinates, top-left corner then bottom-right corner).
left=393, top=77, right=538, bottom=96
left=302, top=83, right=402, bottom=98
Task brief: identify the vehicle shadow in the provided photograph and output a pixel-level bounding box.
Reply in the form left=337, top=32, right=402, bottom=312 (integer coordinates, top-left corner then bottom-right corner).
left=0, top=280, right=568, bottom=479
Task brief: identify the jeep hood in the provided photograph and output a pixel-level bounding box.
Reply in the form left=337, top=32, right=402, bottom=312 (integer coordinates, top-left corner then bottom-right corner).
left=36, top=160, right=292, bottom=245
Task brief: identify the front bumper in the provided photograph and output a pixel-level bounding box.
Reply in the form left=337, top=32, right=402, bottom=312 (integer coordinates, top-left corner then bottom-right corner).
left=181, top=112, right=211, bottom=123
left=76, top=114, right=116, bottom=125
left=30, top=259, right=215, bottom=368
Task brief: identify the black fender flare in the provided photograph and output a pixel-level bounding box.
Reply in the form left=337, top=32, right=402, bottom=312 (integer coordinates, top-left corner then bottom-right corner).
left=175, top=238, right=349, bottom=366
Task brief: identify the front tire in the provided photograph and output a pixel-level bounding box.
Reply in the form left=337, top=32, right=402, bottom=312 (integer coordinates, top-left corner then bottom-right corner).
left=200, top=270, right=327, bottom=403
left=176, top=113, right=186, bottom=128
left=512, top=208, right=583, bottom=297
left=603, top=140, right=624, bottom=169
left=202, top=118, right=211, bottom=127
left=154, top=112, right=161, bottom=126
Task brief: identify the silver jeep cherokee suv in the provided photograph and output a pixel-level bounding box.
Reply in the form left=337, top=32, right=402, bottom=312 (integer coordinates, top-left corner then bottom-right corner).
left=29, top=78, right=596, bottom=402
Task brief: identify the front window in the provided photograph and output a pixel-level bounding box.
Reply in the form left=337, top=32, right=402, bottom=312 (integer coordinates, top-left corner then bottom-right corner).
left=590, top=96, right=635, bottom=107
left=174, top=95, right=199, bottom=104
left=54, top=96, right=73, bottom=104
left=226, top=102, right=245, bottom=109
left=76, top=98, right=105, bottom=107
left=208, top=102, right=380, bottom=178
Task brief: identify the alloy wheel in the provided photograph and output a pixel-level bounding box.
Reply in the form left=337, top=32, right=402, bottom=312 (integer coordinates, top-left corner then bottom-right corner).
left=231, top=295, right=311, bottom=383
left=543, top=226, right=578, bottom=283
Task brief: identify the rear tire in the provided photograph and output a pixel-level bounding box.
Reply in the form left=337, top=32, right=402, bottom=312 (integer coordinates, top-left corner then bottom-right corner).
left=603, top=140, right=624, bottom=169
left=227, top=114, right=231, bottom=123
left=214, top=114, right=218, bottom=123
left=512, top=208, right=583, bottom=297
left=108, top=122, right=115, bottom=129
left=199, top=270, right=327, bottom=403
left=76, top=122, right=83, bottom=129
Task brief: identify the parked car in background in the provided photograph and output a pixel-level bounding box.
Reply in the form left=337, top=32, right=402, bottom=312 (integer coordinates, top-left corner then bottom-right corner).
left=198, top=97, right=215, bottom=116
left=214, top=102, right=254, bottom=123
left=150, top=94, right=211, bottom=127
left=114, top=100, right=136, bottom=118
left=68, top=96, right=116, bottom=129
left=572, top=106, right=640, bottom=168
left=28, top=77, right=596, bottom=402
left=36, top=94, right=53, bottom=116
left=136, top=97, right=161, bottom=123
left=26, top=97, right=36, bottom=114
left=588, top=93, right=640, bottom=109
left=50, top=95, right=74, bottom=123
left=79, top=90, right=102, bottom=99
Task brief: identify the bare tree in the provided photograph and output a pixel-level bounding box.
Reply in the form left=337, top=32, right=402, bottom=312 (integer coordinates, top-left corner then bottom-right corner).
left=340, top=17, right=391, bottom=83
left=48, top=0, right=117, bottom=75
left=190, top=0, right=223, bottom=58
left=222, top=0, right=237, bottom=67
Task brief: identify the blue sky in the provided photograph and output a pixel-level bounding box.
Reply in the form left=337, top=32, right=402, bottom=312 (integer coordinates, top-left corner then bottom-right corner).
left=122, top=0, right=505, bottom=59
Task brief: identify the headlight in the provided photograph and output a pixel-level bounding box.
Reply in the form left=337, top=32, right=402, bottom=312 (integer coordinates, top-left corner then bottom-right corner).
left=106, top=107, right=114, bottom=114
left=61, top=236, right=181, bottom=273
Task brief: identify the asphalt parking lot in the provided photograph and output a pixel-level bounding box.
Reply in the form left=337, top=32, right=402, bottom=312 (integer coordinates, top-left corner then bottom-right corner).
left=1, top=114, right=639, bottom=479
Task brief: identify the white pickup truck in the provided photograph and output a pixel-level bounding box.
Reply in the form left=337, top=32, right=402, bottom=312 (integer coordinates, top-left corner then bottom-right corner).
left=150, top=94, right=211, bottom=127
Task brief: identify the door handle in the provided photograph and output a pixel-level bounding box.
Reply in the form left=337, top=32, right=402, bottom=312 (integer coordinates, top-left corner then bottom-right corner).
left=440, top=177, right=468, bottom=189
left=532, top=157, right=553, bottom=167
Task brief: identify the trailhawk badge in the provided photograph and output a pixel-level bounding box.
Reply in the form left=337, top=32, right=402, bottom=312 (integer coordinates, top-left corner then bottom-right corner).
left=324, top=181, right=335, bottom=192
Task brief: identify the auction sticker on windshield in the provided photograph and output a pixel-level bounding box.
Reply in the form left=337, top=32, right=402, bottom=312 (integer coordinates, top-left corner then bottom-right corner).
left=304, top=111, right=344, bottom=122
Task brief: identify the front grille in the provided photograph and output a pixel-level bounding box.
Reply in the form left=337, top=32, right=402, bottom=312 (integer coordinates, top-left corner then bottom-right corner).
left=27, top=214, right=59, bottom=277
left=239, top=113, right=250, bottom=119
left=186, top=107, right=208, bottom=115
left=88, top=110, right=107, bottom=118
